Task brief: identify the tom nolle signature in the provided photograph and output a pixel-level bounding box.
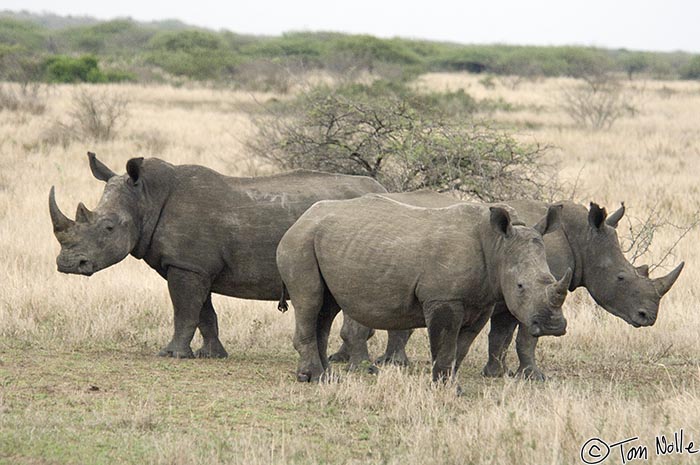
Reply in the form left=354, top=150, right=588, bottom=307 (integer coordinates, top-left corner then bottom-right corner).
left=580, top=429, right=699, bottom=464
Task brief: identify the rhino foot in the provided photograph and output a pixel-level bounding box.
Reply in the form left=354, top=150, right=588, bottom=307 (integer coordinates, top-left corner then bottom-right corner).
left=328, top=347, right=350, bottom=363
left=514, top=365, right=546, bottom=381
left=375, top=352, right=409, bottom=366
left=194, top=339, right=229, bottom=359
left=347, top=359, right=379, bottom=375
left=158, top=347, right=195, bottom=359
left=482, top=360, right=508, bottom=378
left=195, top=346, right=229, bottom=359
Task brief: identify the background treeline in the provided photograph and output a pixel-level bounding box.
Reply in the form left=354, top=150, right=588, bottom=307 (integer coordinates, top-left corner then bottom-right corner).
left=2, top=10, right=700, bottom=86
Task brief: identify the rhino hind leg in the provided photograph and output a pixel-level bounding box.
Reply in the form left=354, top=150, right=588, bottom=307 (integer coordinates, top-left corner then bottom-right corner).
left=194, top=294, right=229, bottom=359
left=375, top=330, right=413, bottom=366
left=334, top=315, right=377, bottom=373
left=514, top=324, right=545, bottom=381
left=482, top=305, right=518, bottom=378
left=158, top=267, right=210, bottom=359
left=316, top=291, right=341, bottom=372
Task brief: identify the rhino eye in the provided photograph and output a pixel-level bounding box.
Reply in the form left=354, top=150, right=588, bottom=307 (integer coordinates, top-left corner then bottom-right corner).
left=617, top=275, right=625, bottom=282
left=517, top=283, right=524, bottom=289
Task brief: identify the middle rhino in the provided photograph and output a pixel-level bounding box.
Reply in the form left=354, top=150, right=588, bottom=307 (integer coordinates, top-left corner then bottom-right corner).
left=277, top=194, right=571, bottom=388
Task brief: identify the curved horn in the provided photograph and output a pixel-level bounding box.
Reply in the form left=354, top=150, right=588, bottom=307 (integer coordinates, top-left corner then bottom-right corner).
left=75, top=202, right=94, bottom=223
left=653, top=262, right=685, bottom=297
left=49, top=186, right=74, bottom=233
left=605, top=202, right=625, bottom=228
left=548, top=268, right=573, bottom=307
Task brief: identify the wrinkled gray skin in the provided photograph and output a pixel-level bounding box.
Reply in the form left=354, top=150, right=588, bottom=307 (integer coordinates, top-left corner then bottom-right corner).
left=49, top=153, right=386, bottom=358
left=276, top=194, right=572, bottom=388
left=331, top=191, right=685, bottom=380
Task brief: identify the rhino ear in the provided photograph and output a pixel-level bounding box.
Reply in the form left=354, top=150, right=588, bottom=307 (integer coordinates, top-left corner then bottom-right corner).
left=126, top=157, right=144, bottom=184
left=533, top=204, right=562, bottom=236
left=490, top=207, right=513, bottom=238
left=87, top=151, right=116, bottom=182
left=588, top=202, right=608, bottom=230
left=605, top=202, right=625, bottom=228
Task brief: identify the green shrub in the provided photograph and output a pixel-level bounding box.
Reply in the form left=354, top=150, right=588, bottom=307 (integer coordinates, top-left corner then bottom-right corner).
left=680, top=56, right=700, bottom=80
left=249, top=82, right=552, bottom=200
left=43, top=55, right=133, bottom=83
left=146, top=30, right=238, bottom=79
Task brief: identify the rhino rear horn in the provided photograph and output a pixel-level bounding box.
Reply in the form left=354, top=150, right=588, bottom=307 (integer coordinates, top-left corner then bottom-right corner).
left=635, top=264, right=650, bottom=278
left=653, top=262, right=685, bottom=297
left=49, top=186, right=75, bottom=233
left=605, top=202, right=625, bottom=228
left=588, top=202, right=608, bottom=230
left=533, top=204, right=563, bottom=236
left=75, top=202, right=94, bottom=223
left=88, top=152, right=116, bottom=182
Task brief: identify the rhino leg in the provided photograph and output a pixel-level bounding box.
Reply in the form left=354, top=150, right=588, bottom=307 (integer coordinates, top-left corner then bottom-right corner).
left=194, top=294, right=229, bottom=359
left=482, top=304, right=518, bottom=378
left=454, top=307, right=493, bottom=373
left=425, top=300, right=465, bottom=384
left=333, top=315, right=378, bottom=373
left=514, top=324, right=545, bottom=381
left=375, top=330, right=413, bottom=366
left=159, top=267, right=210, bottom=359
left=316, top=293, right=341, bottom=373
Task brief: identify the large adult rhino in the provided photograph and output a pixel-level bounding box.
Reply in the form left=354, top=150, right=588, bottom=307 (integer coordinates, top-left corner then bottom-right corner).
left=49, top=152, right=386, bottom=358
left=330, top=191, right=685, bottom=380
left=276, top=194, right=572, bottom=388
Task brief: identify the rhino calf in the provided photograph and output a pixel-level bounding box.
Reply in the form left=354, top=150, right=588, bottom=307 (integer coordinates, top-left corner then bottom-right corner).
left=50, top=153, right=386, bottom=358
left=330, top=191, right=685, bottom=380
left=277, top=194, right=571, bottom=388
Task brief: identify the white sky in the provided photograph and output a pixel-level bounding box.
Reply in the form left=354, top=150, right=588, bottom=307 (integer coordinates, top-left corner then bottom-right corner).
left=4, top=0, right=699, bottom=53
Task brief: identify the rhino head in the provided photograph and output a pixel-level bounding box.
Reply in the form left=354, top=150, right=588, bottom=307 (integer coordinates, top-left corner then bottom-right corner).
left=490, top=205, right=571, bottom=337
left=49, top=152, right=162, bottom=276
left=577, top=202, right=684, bottom=327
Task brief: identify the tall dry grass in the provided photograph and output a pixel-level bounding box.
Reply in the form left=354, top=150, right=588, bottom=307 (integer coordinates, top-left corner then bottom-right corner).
left=1, top=77, right=699, bottom=464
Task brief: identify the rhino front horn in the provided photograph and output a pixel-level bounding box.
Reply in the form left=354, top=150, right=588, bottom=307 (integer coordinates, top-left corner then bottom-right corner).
left=49, top=186, right=75, bottom=233
left=548, top=268, right=572, bottom=307
left=653, top=262, right=685, bottom=297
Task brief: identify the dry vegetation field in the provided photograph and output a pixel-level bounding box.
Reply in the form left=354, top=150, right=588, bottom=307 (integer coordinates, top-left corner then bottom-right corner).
left=1, top=74, right=699, bottom=464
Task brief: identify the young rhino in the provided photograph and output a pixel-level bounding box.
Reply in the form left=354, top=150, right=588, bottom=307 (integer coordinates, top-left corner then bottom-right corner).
left=276, top=194, right=572, bottom=388
left=49, top=152, right=386, bottom=359
left=331, top=192, right=685, bottom=380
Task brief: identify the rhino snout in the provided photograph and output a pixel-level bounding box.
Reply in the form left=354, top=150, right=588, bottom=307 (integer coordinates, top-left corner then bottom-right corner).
left=56, top=255, right=95, bottom=276
left=630, top=309, right=656, bottom=327
left=528, top=311, right=567, bottom=337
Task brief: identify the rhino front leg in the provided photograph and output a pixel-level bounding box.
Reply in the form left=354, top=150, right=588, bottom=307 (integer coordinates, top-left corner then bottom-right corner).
left=482, top=304, right=518, bottom=378
left=425, top=300, right=465, bottom=384
left=159, top=267, right=210, bottom=359
left=332, top=315, right=376, bottom=373
left=455, top=307, right=493, bottom=373
left=514, top=324, right=545, bottom=381
left=195, top=294, right=229, bottom=359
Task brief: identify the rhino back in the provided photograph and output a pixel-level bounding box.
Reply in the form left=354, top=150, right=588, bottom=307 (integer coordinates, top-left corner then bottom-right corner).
left=147, top=167, right=385, bottom=300
left=299, top=196, right=492, bottom=329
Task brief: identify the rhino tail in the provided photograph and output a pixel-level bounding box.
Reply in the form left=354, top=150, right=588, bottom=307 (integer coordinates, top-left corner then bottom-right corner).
left=277, top=283, right=289, bottom=313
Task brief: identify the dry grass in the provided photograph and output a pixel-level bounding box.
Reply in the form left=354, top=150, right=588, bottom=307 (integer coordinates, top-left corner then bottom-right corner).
left=1, top=77, right=699, bottom=464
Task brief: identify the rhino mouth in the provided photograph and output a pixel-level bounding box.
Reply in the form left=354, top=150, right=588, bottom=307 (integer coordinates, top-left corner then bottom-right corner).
left=528, top=312, right=567, bottom=337
left=57, top=258, right=95, bottom=276
left=604, top=305, right=655, bottom=328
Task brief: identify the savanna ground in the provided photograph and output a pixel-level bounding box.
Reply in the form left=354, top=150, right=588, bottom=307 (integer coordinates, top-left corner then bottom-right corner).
left=1, top=74, right=699, bottom=465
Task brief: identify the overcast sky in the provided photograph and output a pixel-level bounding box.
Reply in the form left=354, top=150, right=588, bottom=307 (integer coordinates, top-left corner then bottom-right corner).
left=4, top=0, right=699, bottom=53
